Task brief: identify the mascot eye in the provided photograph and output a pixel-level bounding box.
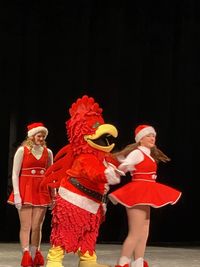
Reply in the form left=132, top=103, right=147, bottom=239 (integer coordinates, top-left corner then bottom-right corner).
left=92, top=122, right=101, bottom=128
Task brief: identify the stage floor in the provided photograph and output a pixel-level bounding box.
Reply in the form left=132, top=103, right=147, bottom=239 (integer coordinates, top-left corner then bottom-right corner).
left=0, top=243, right=199, bottom=267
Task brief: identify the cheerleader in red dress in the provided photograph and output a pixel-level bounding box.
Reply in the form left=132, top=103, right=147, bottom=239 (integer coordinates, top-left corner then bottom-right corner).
left=109, top=125, right=182, bottom=267
left=8, top=122, right=54, bottom=267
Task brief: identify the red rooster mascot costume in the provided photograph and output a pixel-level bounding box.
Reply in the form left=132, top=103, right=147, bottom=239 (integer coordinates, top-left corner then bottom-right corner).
left=42, top=95, right=122, bottom=267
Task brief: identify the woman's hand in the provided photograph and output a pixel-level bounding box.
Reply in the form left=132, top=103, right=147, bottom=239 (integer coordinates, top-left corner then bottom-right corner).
left=14, top=193, right=22, bottom=210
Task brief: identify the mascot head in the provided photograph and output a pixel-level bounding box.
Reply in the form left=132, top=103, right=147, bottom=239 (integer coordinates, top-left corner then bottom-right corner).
left=66, top=95, right=118, bottom=154
left=41, top=95, right=118, bottom=188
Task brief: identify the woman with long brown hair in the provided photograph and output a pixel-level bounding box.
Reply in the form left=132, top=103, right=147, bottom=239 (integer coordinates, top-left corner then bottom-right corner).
left=109, top=124, right=182, bottom=267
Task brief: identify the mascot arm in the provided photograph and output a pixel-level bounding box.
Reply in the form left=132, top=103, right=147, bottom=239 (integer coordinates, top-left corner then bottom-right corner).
left=70, top=154, right=122, bottom=185
left=67, top=154, right=106, bottom=183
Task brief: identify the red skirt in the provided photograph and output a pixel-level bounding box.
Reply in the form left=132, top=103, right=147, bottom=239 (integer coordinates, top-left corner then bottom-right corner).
left=7, top=174, right=51, bottom=207
left=109, top=180, right=182, bottom=208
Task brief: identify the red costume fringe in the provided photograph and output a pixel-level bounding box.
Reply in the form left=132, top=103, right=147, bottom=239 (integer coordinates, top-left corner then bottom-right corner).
left=33, top=250, right=44, bottom=266
left=21, top=251, right=33, bottom=267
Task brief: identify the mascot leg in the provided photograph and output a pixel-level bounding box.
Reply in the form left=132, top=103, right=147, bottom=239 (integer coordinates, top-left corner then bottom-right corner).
left=46, top=246, right=65, bottom=267
left=78, top=251, right=111, bottom=267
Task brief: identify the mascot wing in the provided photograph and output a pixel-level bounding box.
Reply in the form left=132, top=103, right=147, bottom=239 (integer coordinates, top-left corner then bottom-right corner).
left=41, top=144, right=74, bottom=188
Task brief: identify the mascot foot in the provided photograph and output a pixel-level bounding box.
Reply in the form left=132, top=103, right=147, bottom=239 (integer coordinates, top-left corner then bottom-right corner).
left=78, top=251, right=111, bottom=267
left=78, top=262, right=111, bottom=267
left=46, top=246, right=64, bottom=267
left=46, top=263, right=64, bottom=267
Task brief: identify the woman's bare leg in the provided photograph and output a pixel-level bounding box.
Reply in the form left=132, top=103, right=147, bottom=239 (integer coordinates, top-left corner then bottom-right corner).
left=133, top=206, right=150, bottom=260
left=31, top=206, right=47, bottom=248
left=117, top=205, right=150, bottom=265
left=18, top=206, right=32, bottom=251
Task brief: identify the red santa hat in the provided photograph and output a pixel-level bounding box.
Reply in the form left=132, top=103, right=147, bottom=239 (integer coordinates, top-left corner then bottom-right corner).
left=27, top=122, right=48, bottom=138
left=135, top=124, right=156, bottom=143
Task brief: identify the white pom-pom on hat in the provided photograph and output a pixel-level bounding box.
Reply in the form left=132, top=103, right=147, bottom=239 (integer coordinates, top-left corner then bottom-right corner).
left=135, top=124, right=156, bottom=143
left=27, top=122, right=48, bottom=139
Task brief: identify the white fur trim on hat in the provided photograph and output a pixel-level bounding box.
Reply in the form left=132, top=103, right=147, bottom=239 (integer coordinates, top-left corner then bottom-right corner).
left=28, top=126, right=48, bottom=138
left=135, top=126, right=156, bottom=142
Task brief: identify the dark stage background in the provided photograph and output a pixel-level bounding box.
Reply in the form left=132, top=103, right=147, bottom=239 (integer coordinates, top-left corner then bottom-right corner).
left=0, top=1, right=199, bottom=245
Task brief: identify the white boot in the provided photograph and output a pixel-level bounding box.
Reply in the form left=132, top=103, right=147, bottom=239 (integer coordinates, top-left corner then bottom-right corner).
left=117, top=256, right=131, bottom=266
left=131, top=257, right=143, bottom=267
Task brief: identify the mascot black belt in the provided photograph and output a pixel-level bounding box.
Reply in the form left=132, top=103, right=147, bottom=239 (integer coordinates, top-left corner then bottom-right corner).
left=68, top=177, right=108, bottom=203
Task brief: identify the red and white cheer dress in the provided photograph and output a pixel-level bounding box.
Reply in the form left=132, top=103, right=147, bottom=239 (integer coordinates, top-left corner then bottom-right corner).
left=8, top=145, right=53, bottom=207
left=109, top=146, right=182, bottom=208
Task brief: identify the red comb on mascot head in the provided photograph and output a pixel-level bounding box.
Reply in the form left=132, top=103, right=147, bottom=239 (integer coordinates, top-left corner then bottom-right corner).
left=44, top=95, right=122, bottom=267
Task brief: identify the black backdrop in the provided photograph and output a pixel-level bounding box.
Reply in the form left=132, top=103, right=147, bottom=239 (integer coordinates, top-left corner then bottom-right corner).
left=0, top=0, right=199, bottom=245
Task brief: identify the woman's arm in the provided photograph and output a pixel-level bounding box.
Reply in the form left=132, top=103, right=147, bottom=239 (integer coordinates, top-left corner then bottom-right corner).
left=12, top=146, right=24, bottom=194
left=118, top=149, right=144, bottom=173
left=47, top=148, right=53, bottom=167
left=12, top=146, right=24, bottom=209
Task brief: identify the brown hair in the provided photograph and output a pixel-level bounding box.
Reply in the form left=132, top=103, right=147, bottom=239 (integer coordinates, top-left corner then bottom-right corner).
left=113, top=142, right=170, bottom=163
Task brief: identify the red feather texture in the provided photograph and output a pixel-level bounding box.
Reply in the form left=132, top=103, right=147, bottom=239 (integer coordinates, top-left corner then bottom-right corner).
left=66, top=95, right=105, bottom=155
left=41, top=144, right=74, bottom=188
left=69, top=95, right=102, bottom=117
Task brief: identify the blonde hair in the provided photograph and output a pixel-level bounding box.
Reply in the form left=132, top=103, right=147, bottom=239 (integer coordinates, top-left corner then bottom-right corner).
left=114, top=142, right=170, bottom=163
left=21, top=136, right=47, bottom=152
